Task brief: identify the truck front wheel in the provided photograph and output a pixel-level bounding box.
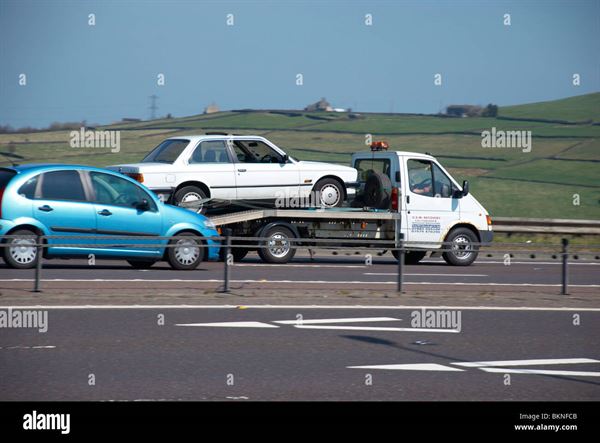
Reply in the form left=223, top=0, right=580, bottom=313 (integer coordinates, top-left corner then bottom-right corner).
left=258, top=226, right=297, bottom=264
left=442, top=228, right=479, bottom=266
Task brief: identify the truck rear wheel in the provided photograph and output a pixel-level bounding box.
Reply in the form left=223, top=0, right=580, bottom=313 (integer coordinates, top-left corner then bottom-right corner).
left=258, top=226, right=297, bottom=264
left=392, top=249, right=427, bottom=265
left=442, top=228, right=479, bottom=266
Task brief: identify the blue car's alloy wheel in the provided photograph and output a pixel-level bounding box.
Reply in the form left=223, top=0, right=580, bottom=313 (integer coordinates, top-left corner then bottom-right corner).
left=4, top=229, right=38, bottom=269
left=167, top=232, right=204, bottom=270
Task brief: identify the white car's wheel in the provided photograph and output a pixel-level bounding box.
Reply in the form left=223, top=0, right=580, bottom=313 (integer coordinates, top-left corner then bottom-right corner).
left=174, top=186, right=208, bottom=214
left=313, top=178, right=344, bottom=208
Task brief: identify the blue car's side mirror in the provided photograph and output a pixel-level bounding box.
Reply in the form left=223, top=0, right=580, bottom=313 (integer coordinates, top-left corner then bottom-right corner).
left=136, top=199, right=151, bottom=211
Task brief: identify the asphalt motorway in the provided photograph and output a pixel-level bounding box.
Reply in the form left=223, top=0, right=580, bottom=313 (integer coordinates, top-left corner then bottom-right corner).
left=0, top=252, right=599, bottom=293
left=1, top=306, right=599, bottom=401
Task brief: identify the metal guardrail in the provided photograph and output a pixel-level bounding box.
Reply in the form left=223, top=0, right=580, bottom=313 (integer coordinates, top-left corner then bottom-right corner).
left=1, top=232, right=595, bottom=296
left=493, top=217, right=600, bottom=235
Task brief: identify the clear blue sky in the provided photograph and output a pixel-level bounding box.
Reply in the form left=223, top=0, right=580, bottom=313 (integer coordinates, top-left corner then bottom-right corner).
left=1, top=0, right=598, bottom=128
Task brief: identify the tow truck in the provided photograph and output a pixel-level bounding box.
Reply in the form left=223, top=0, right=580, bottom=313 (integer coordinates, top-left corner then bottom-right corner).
left=201, top=142, right=493, bottom=266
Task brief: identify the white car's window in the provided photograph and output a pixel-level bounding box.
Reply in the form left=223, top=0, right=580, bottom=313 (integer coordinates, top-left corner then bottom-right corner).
left=142, top=139, right=189, bottom=163
left=233, top=140, right=283, bottom=163
left=189, top=140, right=230, bottom=164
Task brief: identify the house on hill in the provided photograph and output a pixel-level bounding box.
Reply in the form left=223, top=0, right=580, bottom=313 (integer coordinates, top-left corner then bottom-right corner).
left=446, top=105, right=483, bottom=117
left=305, top=98, right=333, bottom=112
left=204, top=102, right=220, bottom=114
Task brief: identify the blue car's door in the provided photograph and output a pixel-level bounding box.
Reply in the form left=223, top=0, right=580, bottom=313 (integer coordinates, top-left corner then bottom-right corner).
left=31, top=170, right=97, bottom=254
left=87, top=171, right=163, bottom=258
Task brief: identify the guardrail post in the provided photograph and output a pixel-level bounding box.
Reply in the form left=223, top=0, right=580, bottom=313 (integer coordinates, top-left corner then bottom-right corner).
left=397, top=233, right=404, bottom=293
left=33, top=235, right=43, bottom=293
left=561, top=238, right=569, bottom=295
left=221, top=228, right=232, bottom=293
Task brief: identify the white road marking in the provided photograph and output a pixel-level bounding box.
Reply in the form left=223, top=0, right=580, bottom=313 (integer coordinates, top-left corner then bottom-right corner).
left=175, top=321, right=279, bottom=328
left=295, top=325, right=458, bottom=332
left=364, top=273, right=488, bottom=277
left=235, top=264, right=365, bottom=268
left=479, top=368, right=600, bottom=377
left=273, top=317, right=401, bottom=324
left=3, top=278, right=599, bottom=288
left=0, top=345, right=56, bottom=350
left=2, top=305, right=600, bottom=311
left=453, top=358, right=600, bottom=367
left=348, top=363, right=465, bottom=371
left=424, top=260, right=600, bottom=266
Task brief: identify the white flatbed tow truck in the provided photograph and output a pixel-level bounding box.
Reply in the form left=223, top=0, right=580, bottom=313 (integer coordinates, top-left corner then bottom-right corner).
left=203, top=143, right=493, bottom=266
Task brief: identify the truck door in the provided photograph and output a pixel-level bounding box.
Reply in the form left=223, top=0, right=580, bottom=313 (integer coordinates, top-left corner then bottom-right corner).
left=402, top=158, right=460, bottom=247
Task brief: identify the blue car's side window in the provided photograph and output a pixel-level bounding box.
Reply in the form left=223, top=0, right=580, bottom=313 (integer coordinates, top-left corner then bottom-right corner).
left=40, top=170, right=87, bottom=201
left=18, top=175, right=39, bottom=199
left=90, top=172, right=156, bottom=211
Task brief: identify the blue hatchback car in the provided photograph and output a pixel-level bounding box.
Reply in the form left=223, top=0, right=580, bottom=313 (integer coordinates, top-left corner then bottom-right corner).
left=0, top=164, right=220, bottom=269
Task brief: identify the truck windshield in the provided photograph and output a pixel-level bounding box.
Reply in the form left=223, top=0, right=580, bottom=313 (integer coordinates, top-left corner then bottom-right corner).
left=142, top=139, right=190, bottom=163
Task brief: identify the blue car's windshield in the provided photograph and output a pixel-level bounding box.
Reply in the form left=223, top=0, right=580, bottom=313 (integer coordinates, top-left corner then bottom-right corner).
left=142, top=139, right=189, bottom=163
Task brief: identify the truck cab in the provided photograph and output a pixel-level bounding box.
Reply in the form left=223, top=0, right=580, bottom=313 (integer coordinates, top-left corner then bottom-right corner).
left=351, top=142, right=493, bottom=265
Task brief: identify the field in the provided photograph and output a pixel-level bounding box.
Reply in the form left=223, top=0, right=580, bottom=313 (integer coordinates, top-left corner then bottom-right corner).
left=1, top=93, right=598, bottom=219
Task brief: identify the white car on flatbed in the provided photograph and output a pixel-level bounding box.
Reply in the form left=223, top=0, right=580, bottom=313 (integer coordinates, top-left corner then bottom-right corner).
left=109, top=134, right=357, bottom=213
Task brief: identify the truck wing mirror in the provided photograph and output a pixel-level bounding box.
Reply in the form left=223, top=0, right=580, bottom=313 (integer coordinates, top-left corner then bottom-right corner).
left=281, top=154, right=289, bottom=164
left=461, top=180, right=469, bottom=197
left=395, top=171, right=401, bottom=183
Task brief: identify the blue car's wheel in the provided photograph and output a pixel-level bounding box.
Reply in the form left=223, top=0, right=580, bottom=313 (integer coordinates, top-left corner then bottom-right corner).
left=167, top=232, right=204, bottom=270
left=3, top=229, right=39, bottom=269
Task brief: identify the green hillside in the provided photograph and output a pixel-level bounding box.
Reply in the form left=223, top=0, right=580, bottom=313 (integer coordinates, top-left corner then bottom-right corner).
left=1, top=93, right=598, bottom=220
left=500, top=92, right=600, bottom=123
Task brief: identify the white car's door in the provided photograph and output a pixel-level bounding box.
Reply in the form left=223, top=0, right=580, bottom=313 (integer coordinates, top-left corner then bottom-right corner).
left=230, top=139, right=300, bottom=201
left=183, top=140, right=236, bottom=200
left=402, top=157, right=461, bottom=247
